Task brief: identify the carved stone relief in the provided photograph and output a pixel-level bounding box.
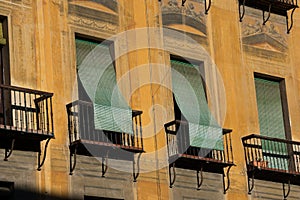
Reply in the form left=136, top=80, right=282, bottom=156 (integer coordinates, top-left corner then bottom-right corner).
left=69, top=15, right=117, bottom=34
left=161, top=0, right=206, bottom=24
left=241, top=17, right=288, bottom=55
left=68, top=0, right=119, bottom=35
left=68, top=0, right=119, bottom=30
left=242, top=20, right=287, bottom=46
left=161, top=0, right=207, bottom=37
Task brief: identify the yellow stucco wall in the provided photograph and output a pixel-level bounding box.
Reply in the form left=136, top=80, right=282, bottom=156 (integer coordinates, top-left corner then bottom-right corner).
left=0, top=0, right=299, bottom=199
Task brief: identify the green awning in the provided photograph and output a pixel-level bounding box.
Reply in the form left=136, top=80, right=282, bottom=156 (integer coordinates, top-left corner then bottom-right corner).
left=76, top=38, right=132, bottom=134
left=171, top=60, right=223, bottom=150
left=255, top=77, right=288, bottom=170
left=255, top=78, right=285, bottom=139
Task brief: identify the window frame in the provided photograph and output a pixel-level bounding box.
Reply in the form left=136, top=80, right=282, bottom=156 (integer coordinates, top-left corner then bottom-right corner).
left=254, top=72, right=291, bottom=140
left=169, top=55, right=206, bottom=121
left=0, top=15, right=10, bottom=85
left=74, top=34, right=115, bottom=102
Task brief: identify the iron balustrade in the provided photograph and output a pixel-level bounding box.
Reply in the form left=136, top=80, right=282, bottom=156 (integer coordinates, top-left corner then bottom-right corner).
left=242, top=134, right=300, bottom=198
left=0, top=84, right=54, bottom=136
left=165, top=120, right=234, bottom=164
left=275, top=0, right=297, bottom=5
left=164, top=120, right=234, bottom=192
left=66, top=100, right=143, bottom=151
left=238, top=0, right=298, bottom=33
left=242, top=134, right=300, bottom=174
left=67, top=100, right=144, bottom=177
left=238, top=0, right=298, bottom=8
left=0, top=84, right=54, bottom=169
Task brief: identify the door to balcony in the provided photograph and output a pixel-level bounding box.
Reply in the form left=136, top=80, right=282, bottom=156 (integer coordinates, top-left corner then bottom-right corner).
left=242, top=74, right=297, bottom=199
left=67, top=36, right=144, bottom=180
left=0, top=17, right=54, bottom=170
left=164, top=57, right=234, bottom=193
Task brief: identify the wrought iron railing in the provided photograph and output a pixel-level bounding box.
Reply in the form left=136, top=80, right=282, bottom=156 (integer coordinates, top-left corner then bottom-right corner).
left=164, top=120, right=234, bottom=164
left=239, top=0, right=298, bottom=33
left=242, top=0, right=298, bottom=6
left=66, top=100, right=143, bottom=150
left=0, top=84, right=54, bottom=135
left=277, top=0, right=297, bottom=6
left=242, top=134, right=300, bottom=174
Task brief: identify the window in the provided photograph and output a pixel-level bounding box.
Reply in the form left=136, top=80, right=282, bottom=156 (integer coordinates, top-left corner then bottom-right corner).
left=170, top=57, right=223, bottom=152
left=242, top=74, right=298, bottom=196
left=75, top=36, right=132, bottom=134
left=254, top=74, right=291, bottom=140
left=254, top=73, right=291, bottom=170
left=0, top=16, right=53, bottom=168
left=164, top=57, right=234, bottom=191
left=68, top=35, right=144, bottom=175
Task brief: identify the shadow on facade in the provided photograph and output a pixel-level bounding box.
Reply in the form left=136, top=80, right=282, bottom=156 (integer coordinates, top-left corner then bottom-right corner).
left=0, top=188, right=80, bottom=200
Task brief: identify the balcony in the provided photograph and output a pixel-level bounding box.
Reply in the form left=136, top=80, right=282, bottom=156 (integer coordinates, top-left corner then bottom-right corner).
left=242, top=134, right=300, bottom=198
left=238, top=0, right=298, bottom=33
left=66, top=100, right=143, bottom=180
left=0, top=84, right=54, bottom=170
left=164, top=120, right=234, bottom=192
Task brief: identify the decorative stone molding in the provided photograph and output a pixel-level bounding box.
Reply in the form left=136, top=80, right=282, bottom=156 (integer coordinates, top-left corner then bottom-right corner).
left=68, top=3, right=119, bottom=26
left=161, top=0, right=205, bottom=24
left=241, top=18, right=288, bottom=64
left=161, top=0, right=207, bottom=36
left=164, top=36, right=210, bottom=60
left=242, top=20, right=287, bottom=48
left=69, top=15, right=117, bottom=33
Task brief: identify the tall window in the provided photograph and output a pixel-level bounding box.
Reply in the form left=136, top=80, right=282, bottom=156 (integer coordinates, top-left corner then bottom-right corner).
left=75, top=36, right=132, bottom=134
left=254, top=74, right=291, bottom=170
left=170, top=57, right=223, bottom=152
left=254, top=74, right=291, bottom=139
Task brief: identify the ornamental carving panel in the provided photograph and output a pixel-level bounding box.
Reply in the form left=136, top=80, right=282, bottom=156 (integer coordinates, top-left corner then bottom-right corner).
left=161, top=0, right=206, bottom=24
left=161, top=0, right=208, bottom=38
left=69, top=15, right=117, bottom=34
left=242, top=20, right=287, bottom=47
left=241, top=16, right=288, bottom=59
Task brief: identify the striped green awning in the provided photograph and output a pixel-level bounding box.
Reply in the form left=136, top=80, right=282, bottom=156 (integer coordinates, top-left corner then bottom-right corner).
left=255, top=77, right=288, bottom=170
left=171, top=60, right=223, bottom=150
left=255, top=78, right=285, bottom=139
left=76, top=38, right=133, bottom=134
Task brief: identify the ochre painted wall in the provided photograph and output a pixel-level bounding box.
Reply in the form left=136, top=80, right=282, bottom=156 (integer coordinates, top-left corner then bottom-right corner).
left=0, top=0, right=299, bottom=199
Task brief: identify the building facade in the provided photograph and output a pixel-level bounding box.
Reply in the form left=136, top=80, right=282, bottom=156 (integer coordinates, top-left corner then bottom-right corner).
left=0, top=0, right=300, bottom=199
